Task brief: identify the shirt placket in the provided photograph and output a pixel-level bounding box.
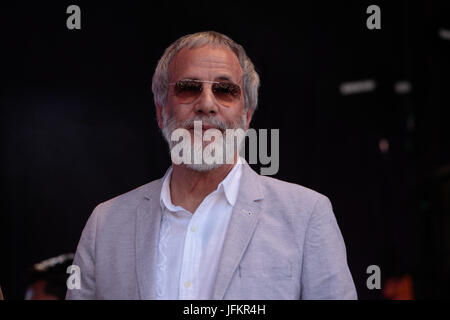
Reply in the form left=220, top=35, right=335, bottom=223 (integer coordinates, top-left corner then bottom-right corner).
left=179, top=211, right=201, bottom=299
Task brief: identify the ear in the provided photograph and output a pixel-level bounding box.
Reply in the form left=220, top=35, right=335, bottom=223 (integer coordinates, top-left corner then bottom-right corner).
left=245, top=108, right=254, bottom=130
left=156, top=104, right=164, bottom=130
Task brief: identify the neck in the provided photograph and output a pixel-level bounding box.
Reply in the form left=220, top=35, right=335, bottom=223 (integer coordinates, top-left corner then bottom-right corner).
left=169, top=161, right=237, bottom=214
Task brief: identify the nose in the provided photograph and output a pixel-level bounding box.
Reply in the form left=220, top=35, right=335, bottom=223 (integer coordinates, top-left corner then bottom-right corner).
left=193, top=83, right=219, bottom=115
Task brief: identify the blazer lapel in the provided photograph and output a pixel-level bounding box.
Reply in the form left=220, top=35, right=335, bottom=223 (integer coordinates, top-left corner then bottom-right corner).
left=135, top=178, right=164, bottom=300
left=213, top=163, right=264, bottom=300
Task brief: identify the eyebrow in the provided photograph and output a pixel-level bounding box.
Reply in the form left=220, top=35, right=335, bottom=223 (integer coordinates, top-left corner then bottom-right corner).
left=179, top=75, right=236, bottom=83
left=215, top=75, right=234, bottom=82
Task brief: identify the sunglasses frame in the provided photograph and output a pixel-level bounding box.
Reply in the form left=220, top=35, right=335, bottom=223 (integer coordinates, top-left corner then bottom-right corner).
left=168, top=79, right=242, bottom=105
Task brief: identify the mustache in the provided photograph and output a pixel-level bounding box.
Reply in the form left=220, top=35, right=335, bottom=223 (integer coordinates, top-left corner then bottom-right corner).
left=176, top=116, right=236, bottom=131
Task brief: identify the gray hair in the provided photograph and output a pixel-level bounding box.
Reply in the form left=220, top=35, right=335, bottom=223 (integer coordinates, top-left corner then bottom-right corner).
left=151, top=31, right=260, bottom=111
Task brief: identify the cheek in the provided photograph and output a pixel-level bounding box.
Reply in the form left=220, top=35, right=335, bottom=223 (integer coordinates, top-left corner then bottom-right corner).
left=225, top=101, right=246, bottom=119
left=164, top=101, right=193, bottom=123
left=220, top=108, right=246, bottom=127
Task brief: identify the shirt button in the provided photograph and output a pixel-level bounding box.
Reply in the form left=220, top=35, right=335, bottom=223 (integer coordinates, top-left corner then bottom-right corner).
left=184, top=281, right=192, bottom=288
left=190, top=226, right=197, bottom=233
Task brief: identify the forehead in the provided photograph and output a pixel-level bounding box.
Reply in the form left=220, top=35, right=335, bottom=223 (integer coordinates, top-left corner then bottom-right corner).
left=168, top=45, right=243, bottom=83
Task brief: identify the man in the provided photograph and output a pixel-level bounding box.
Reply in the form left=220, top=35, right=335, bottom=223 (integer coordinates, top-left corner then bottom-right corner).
left=66, top=31, right=357, bottom=300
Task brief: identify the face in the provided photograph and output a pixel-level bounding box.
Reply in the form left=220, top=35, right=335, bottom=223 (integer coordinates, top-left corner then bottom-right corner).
left=157, top=45, right=254, bottom=170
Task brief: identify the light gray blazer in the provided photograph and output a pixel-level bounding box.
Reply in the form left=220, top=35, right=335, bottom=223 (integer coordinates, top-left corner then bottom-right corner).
left=66, top=163, right=357, bottom=300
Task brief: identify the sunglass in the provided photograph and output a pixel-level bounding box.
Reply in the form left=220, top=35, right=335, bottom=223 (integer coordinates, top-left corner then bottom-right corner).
left=168, top=79, right=241, bottom=105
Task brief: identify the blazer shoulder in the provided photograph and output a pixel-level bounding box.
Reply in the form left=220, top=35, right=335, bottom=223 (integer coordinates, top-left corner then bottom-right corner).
left=92, top=177, right=163, bottom=224
left=252, top=174, right=336, bottom=252
left=257, top=174, right=330, bottom=215
left=260, top=176, right=328, bottom=204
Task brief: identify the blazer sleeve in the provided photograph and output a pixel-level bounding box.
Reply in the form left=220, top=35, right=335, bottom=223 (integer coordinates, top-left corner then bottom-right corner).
left=300, top=195, right=358, bottom=299
left=65, top=204, right=101, bottom=300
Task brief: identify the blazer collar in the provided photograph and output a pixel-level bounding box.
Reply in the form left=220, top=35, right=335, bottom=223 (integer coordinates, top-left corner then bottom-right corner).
left=212, top=162, right=264, bottom=299
left=135, top=177, right=164, bottom=300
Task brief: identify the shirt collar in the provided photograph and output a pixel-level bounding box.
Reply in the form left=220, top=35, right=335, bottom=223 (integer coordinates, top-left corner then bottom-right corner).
left=220, top=156, right=243, bottom=206
left=160, top=157, right=244, bottom=211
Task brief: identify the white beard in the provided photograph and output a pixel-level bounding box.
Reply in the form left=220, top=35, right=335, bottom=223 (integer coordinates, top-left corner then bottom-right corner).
left=161, top=109, right=246, bottom=172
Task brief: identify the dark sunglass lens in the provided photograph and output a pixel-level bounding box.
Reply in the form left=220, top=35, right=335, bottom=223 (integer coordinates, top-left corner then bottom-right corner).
left=212, top=82, right=241, bottom=102
left=174, top=80, right=202, bottom=102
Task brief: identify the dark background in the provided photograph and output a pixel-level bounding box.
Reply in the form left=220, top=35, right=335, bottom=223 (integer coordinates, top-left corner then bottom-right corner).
left=1, top=1, right=449, bottom=299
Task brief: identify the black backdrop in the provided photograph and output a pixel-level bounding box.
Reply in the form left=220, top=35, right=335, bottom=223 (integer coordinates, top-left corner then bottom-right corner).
left=1, top=1, right=450, bottom=299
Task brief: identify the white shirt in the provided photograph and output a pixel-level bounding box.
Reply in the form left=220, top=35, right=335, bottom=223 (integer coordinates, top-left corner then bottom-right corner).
left=155, top=158, right=243, bottom=299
